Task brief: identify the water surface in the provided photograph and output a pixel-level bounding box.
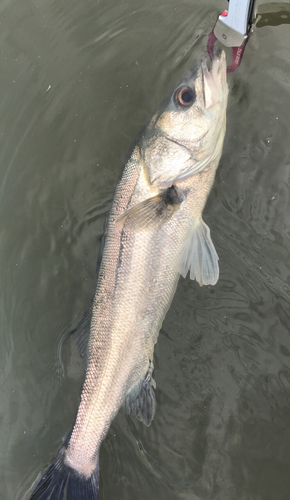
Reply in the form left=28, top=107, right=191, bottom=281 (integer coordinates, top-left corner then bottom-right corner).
left=1, top=0, right=290, bottom=499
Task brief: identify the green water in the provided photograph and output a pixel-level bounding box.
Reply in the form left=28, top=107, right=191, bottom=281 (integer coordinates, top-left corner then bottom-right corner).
left=1, top=0, right=290, bottom=499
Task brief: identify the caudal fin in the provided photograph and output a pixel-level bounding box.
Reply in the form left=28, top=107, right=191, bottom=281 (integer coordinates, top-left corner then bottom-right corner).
left=30, top=445, right=99, bottom=500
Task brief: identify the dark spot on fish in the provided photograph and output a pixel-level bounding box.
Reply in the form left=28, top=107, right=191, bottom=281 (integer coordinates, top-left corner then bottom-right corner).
left=162, top=185, right=181, bottom=206
left=156, top=185, right=184, bottom=217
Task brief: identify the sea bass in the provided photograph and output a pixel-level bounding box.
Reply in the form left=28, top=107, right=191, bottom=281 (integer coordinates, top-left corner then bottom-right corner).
left=30, top=51, right=228, bottom=499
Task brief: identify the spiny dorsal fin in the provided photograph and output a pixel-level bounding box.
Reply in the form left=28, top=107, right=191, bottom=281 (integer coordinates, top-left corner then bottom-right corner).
left=70, top=304, right=93, bottom=365
left=118, top=185, right=184, bottom=230
left=179, top=218, right=219, bottom=286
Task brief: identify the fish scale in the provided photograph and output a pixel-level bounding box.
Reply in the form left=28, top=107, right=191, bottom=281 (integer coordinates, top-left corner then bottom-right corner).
left=30, top=52, right=228, bottom=500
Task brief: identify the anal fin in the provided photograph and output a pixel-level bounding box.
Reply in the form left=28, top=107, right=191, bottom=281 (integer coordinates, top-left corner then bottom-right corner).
left=124, top=363, right=156, bottom=427
left=179, top=218, right=219, bottom=286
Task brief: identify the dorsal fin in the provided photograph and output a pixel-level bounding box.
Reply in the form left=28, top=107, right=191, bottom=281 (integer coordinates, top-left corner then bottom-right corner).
left=70, top=304, right=93, bottom=365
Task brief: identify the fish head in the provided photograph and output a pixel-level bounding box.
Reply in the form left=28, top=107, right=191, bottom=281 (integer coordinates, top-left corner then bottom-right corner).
left=141, top=51, right=228, bottom=186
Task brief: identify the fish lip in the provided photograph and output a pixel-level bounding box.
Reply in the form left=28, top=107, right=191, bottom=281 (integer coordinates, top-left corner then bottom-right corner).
left=201, top=50, right=226, bottom=80
left=201, top=50, right=227, bottom=108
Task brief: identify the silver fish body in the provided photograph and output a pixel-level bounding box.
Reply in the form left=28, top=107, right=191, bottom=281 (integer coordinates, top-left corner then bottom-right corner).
left=30, top=52, right=228, bottom=499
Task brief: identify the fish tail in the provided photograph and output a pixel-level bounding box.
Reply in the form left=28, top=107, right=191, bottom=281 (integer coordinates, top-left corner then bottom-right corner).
left=30, top=444, right=99, bottom=500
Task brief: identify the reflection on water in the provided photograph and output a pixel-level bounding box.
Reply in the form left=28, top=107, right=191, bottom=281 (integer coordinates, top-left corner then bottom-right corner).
left=1, top=0, right=290, bottom=499
left=256, top=2, right=290, bottom=28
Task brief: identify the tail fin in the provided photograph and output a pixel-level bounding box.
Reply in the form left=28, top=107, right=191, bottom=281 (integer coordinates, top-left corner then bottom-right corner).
left=30, top=445, right=99, bottom=500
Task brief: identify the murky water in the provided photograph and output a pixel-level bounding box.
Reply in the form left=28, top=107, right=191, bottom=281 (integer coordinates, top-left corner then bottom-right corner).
left=1, top=0, right=290, bottom=499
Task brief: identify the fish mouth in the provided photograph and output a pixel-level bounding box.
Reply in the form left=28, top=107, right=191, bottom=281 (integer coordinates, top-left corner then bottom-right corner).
left=201, top=51, right=227, bottom=109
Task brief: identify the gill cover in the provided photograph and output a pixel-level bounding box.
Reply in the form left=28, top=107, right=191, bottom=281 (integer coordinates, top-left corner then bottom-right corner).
left=141, top=52, right=228, bottom=186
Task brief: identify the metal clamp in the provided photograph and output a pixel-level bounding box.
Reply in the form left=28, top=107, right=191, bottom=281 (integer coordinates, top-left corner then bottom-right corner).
left=214, top=0, right=255, bottom=47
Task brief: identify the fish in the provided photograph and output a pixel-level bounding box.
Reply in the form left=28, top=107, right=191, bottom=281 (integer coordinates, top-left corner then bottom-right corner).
left=30, top=51, right=228, bottom=500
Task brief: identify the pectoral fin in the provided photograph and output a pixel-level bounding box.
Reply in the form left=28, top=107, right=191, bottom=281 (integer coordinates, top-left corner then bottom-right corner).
left=118, top=185, right=183, bottom=229
left=179, top=218, right=219, bottom=286
left=124, top=365, right=156, bottom=427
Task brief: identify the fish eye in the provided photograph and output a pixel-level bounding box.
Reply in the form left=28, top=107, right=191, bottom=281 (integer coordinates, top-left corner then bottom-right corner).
left=175, top=86, right=196, bottom=108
